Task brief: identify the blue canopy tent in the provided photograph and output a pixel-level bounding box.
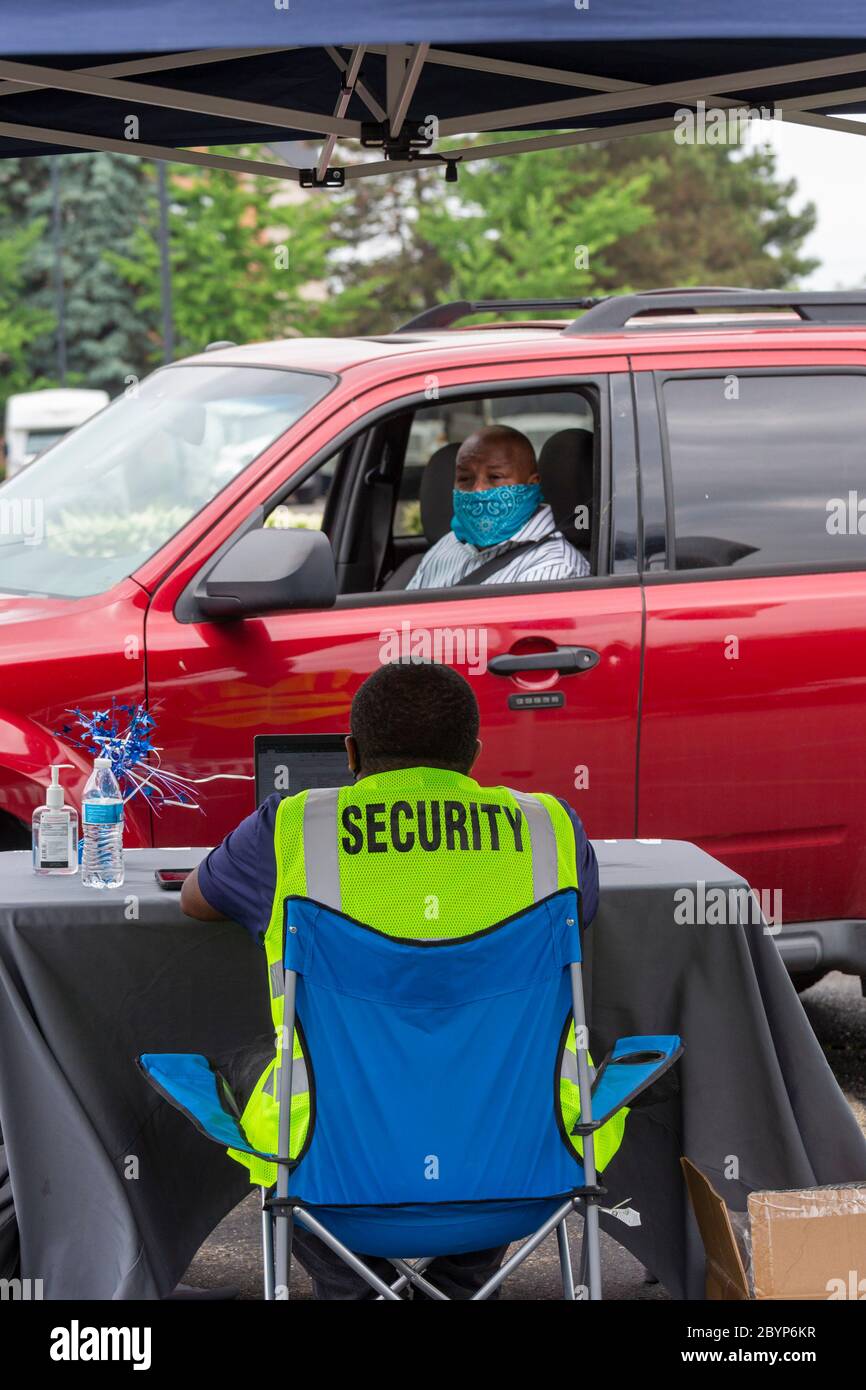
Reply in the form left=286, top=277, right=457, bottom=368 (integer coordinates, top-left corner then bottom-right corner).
left=1, top=3, right=866, bottom=184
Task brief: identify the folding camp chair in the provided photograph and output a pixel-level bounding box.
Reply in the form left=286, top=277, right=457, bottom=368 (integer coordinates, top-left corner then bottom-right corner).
left=139, top=886, right=682, bottom=1300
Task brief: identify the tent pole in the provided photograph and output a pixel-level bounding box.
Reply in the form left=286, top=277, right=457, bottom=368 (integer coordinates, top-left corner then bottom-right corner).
left=50, top=157, right=66, bottom=386
left=157, top=162, right=174, bottom=365
left=0, top=120, right=304, bottom=181
left=0, top=57, right=359, bottom=139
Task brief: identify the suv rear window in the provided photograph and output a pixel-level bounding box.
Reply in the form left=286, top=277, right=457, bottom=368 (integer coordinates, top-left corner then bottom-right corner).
left=662, top=374, right=866, bottom=570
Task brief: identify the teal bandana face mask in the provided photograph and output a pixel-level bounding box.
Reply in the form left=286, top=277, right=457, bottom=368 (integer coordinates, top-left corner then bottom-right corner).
left=451, top=483, right=541, bottom=549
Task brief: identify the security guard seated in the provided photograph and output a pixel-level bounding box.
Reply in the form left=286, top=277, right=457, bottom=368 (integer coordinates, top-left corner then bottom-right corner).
left=181, top=661, right=611, bottom=1299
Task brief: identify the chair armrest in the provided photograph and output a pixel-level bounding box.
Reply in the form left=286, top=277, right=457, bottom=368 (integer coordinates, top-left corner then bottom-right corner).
left=574, top=1035, right=683, bottom=1131
left=137, top=1052, right=283, bottom=1162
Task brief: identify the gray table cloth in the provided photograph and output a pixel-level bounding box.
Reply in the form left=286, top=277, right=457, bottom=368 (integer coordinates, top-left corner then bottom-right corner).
left=0, top=842, right=863, bottom=1299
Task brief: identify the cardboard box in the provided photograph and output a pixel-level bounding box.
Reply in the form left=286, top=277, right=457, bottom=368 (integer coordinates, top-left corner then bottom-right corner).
left=681, top=1157, right=866, bottom=1300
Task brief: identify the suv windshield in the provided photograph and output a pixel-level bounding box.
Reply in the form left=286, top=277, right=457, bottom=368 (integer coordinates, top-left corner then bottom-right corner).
left=0, top=364, right=332, bottom=598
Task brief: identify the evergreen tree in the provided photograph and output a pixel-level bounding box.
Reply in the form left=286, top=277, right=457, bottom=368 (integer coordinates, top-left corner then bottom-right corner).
left=579, top=134, right=819, bottom=291
left=0, top=153, right=156, bottom=392
left=0, top=221, right=54, bottom=407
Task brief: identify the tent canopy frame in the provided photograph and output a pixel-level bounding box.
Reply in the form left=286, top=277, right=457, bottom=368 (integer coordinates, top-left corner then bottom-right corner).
left=2, top=42, right=866, bottom=184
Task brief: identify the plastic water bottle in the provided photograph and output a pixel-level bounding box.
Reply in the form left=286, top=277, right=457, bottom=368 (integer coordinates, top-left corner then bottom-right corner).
left=81, top=756, right=124, bottom=889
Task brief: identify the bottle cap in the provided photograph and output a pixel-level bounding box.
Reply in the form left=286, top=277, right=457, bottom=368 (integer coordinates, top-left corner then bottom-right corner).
left=94, top=756, right=110, bottom=768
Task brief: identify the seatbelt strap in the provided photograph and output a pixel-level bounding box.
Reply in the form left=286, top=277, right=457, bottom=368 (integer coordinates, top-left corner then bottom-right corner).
left=453, top=533, right=556, bottom=586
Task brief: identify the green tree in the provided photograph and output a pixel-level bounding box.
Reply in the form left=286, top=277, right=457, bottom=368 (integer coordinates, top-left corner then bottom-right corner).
left=582, top=134, right=818, bottom=291
left=415, top=144, right=653, bottom=304
left=0, top=153, right=156, bottom=392
left=325, top=131, right=818, bottom=327
left=0, top=221, right=54, bottom=409
left=110, top=151, right=354, bottom=360
left=325, top=139, right=654, bottom=326
left=0, top=132, right=822, bottom=394
left=324, top=160, right=456, bottom=333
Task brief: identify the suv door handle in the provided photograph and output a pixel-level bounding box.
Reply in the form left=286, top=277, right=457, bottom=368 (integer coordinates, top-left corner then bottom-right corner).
left=488, top=646, right=600, bottom=676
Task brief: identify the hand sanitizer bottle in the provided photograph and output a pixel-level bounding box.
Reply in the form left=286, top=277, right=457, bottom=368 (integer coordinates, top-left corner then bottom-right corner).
left=32, top=764, right=79, bottom=875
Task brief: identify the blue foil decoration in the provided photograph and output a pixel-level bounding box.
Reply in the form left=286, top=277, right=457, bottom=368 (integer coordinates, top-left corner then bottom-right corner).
left=57, top=700, right=196, bottom=814
left=55, top=699, right=253, bottom=816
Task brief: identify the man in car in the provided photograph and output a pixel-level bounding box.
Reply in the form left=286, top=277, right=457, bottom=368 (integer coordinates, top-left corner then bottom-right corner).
left=406, top=423, right=588, bottom=588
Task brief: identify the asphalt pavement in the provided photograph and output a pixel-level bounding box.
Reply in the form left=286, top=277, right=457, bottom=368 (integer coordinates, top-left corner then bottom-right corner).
left=183, top=970, right=865, bottom=1301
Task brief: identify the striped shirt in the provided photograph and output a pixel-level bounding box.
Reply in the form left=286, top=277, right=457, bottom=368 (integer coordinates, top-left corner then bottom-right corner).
left=406, top=503, right=589, bottom=590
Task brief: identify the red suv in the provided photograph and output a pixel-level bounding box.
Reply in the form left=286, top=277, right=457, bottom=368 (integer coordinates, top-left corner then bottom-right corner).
left=2, top=289, right=864, bottom=987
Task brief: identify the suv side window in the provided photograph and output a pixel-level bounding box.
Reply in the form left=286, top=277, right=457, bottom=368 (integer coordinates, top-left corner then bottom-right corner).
left=265, top=453, right=338, bottom=532
left=661, top=373, right=866, bottom=570
left=236, top=378, right=610, bottom=605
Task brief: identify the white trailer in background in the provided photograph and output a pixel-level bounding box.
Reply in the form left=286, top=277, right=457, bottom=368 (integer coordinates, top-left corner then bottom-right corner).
left=4, top=388, right=110, bottom=478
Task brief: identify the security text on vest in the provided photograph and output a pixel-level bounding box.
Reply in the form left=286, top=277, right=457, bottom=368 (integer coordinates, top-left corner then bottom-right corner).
left=340, top=800, right=525, bottom=854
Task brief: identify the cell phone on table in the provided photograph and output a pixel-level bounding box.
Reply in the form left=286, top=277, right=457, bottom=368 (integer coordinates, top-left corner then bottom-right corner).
left=155, top=868, right=194, bottom=891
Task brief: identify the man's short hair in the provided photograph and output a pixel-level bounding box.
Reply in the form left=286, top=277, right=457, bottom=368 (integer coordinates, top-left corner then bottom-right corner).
left=457, top=424, right=536, bottom=471
left=350, top=662, right=480, bottom=774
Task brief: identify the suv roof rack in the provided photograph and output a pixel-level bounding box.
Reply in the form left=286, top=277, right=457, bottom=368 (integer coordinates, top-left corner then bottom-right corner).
left=564, top=288, right=866, bottom=334
left=395, top=297, right=604, bottom=332
left=394, top=288, right=866, bottom=337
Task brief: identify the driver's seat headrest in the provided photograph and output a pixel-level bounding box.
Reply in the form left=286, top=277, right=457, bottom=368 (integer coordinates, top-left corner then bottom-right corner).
left=420, top=442, right=459, bottom=542
left=538, top=428, right=594, bottom=552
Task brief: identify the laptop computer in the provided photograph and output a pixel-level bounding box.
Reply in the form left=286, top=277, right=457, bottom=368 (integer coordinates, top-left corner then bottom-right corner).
left=254, top=733, right=354, bottom=807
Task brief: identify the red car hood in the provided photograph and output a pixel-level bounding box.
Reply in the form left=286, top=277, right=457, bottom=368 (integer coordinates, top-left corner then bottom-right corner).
left=0, top=578, right=146, bottom=627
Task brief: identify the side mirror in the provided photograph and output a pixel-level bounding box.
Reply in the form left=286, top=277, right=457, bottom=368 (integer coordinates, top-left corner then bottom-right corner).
left=198, top=527, right=337, bottom=620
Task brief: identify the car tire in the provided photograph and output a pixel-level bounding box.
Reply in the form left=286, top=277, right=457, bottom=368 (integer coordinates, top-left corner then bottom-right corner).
left=0, top=809, right=30, bottom=851
left=793, top=969, right=827, bottom=994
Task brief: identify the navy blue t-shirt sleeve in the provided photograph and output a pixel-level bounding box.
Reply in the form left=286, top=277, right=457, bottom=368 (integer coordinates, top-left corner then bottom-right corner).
left=196, top=792, right=281, bottom=946
left=554, top=797, right=599, bottom=927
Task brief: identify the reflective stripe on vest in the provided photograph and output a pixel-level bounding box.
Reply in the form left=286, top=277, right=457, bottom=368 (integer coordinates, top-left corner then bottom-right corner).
left=262, top=1055, right=308, bottom=1100
left=508, top=790, right=559, bottom=901
left=303, top=787, right=342, bottom=910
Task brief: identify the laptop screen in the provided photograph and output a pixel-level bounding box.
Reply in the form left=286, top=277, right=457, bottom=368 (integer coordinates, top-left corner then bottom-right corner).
left=254, top=734, right=353, bottom=806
